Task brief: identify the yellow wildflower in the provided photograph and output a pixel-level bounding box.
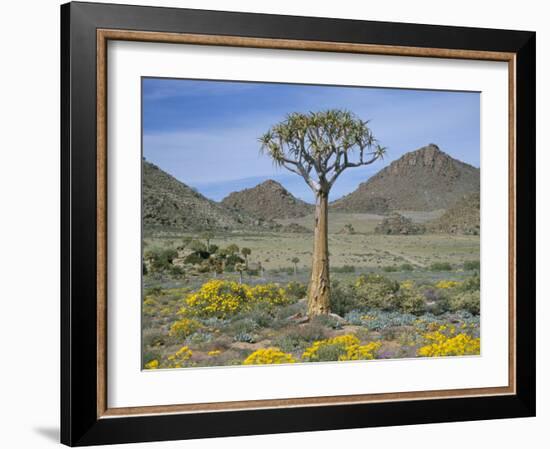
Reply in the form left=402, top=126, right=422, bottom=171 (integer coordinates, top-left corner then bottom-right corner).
left=144, top=359, right=159, bottom=370
left=243, top=348, right=296, bottom=365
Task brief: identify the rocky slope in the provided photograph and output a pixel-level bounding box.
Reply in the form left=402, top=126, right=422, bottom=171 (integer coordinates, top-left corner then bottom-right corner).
left=142, top=161, right=255, bottom=231
left=331, top=144, right=480, bottom=212
left=374, top=212, right=426, bottom=235
left=221, top=179, right=314, bottom=221
left=428, top=192, right=480, bottom=235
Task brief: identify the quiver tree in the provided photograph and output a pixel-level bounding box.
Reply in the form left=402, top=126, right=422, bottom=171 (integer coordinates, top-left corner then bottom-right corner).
left=291, top=257, right=300, bottom=276
left=260, top=110, right=386, bottom=316
left=241, top=247, right=252, bottom=268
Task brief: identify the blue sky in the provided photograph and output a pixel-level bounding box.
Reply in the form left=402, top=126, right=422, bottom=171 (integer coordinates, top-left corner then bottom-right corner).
left=143, top=78, right=480, bottom=203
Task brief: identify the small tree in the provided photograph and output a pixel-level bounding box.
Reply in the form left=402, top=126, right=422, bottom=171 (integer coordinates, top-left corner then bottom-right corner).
left=291, top=257, right=300, bottom=276
left=225, top=244, right=240, bottom=255
left=189, top=239, right=207, bottom=254
left=235, top=262, right=246, bottom=284
left=260, top=110, right=385, bottom=316
left=200, top=231, right=214, bottom=252
left=241, top=247, right=252, bottom=268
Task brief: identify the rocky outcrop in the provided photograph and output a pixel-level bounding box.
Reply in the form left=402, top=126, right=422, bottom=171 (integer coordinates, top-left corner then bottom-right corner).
left=374, top=213, right=426, bottom=235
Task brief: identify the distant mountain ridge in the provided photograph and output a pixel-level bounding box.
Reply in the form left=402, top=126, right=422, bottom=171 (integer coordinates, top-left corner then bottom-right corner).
left=221, top=179, right=314, bottom=221
left=143, top=144, right=480, bottom=233
left=331, top=144, right=479, bottom=212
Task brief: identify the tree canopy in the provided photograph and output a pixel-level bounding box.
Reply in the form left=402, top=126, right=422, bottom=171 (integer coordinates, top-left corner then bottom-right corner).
left=260, top=109, right=386, bottom=194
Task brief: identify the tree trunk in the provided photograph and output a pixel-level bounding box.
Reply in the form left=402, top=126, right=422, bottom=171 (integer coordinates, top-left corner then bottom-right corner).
left=307, top=191, right=331, bottom=316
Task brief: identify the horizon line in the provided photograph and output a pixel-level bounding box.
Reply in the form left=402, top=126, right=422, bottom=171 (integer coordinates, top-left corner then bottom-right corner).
left=144, top=143, right=480, bottom=205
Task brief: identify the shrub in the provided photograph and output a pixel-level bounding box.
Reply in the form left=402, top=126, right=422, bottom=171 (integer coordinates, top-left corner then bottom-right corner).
left=302, top=334, right=381, bottom=362
left=330, top=280, right=361, bottom=316
left=143, top=349, right=161, bottom=368
left=354, top=274, right=399, bottom=310
left=383, top=263, right=414, bottom=272
left=225, top=254, right=245, bottom=267
left=382, top=265, right=398, bottom=272
left=332, top=265, right=356, bottom=273
left=144, top=359, right=159, bottom=370
left=188, top=331, right=213, bottom=344
left=229, top=318, right=258, bottom=335
left=460, top=274, right=480, bottom=292
left=143, top=329, right=166, bottom=348
left=243, top=348, right=296, bottom=365
left=435, top=280, right=461, bottom=289
left=250, top=283, right=292, bottom=306
left=449, top=290, right=480, bottom=315
left=145, top=248, right=178, bottom=272
left=343, top=310, right=364, bottom=325
left=233, top=331, right=255, bottom=343
left=144, top=286, right=164, bottom=296
left=274, top=324, right=328, bottom=352
left=389, top=288, right=426, bottom=315
left=463, top=260, right=480, bottom=271
left=181, top=280, right=291, bottom=319
left=285, top=281, right=307, bottom=300
left=417, top=325, right=480, bottom=357
left=182, top=280, right=253, bottom=318
left=184, top=252, right=203, bottom=265
left=340, top=341, right=382, bottom=361
left=169, top=318, right=203, bottom=339
left=312, top=314, right=343, bottom=330
left=169, top=264, right=184, bottom=276
left=429, top=262, right=453, bottom=271
left=238, top=305, right=275, bottom=328
left=360, top=310, right=417, bottom=331
left=166, top=346, right=193, bottom=368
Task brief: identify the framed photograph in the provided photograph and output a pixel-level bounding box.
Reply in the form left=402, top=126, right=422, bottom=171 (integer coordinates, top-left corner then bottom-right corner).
left=61, top=1, right=535, bottom=446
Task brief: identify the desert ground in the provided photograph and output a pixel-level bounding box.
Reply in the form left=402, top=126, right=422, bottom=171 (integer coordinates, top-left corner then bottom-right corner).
left=142, top=211, right=480, bottom=369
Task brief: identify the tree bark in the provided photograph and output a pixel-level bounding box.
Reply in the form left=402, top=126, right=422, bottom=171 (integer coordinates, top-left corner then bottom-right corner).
left=307, top=191, right=331, bottom=315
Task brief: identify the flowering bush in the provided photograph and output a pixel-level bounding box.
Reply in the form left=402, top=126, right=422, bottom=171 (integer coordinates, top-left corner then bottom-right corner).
left=182, top=280, right=253, bottom=318
left=144, top=359, right=159, bottom=370
left=417, top=325, right=480, bottom=357
left=243, top=348, right=296, bottom=365
left=180, top=280, right=291, bottom=318
left=435, top=280, right=461, bottom=289
left=302, top=334, right=381, bottom=362
left=250, top=283, right=291, bottom=306
left=207, top=350, right=221, bottom=357
left=169, top=318, right=203, bottom=339
left=166, top=346, right=193, bottom=368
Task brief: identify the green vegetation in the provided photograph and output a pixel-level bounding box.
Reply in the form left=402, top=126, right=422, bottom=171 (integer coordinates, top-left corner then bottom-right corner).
left=142, top=211, right=480, bottom=369
left=142, top=260, right=480, bottom=368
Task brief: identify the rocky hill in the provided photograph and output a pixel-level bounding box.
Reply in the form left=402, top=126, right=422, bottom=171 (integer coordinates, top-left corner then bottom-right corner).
left=143, top=161, right=256, bottom=231
left=374, top=212, right=426, bottom=235
left=331, top=144, right=479, bottom=212
left=428, top=192, right=480, bottom=235
left=221, top=179, right=314, bottom=221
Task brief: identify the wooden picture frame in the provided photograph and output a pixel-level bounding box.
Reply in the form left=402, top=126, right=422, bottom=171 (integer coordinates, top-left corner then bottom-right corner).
left=61, top=1, right=535, bottom=446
